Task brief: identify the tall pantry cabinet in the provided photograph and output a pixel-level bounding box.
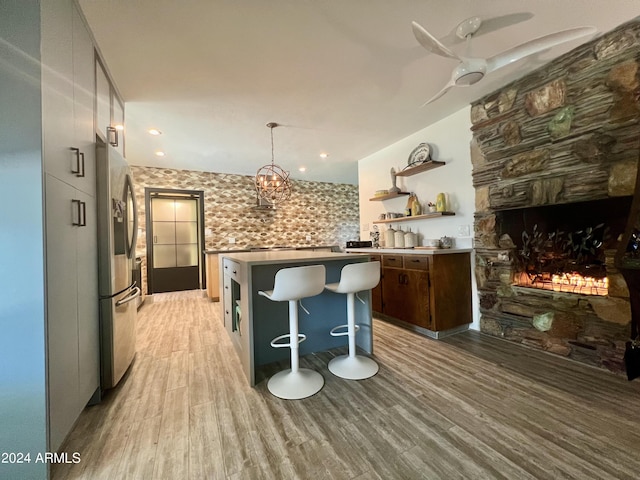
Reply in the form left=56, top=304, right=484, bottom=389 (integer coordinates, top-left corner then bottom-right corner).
left=41, top=0, right=100, bottom=453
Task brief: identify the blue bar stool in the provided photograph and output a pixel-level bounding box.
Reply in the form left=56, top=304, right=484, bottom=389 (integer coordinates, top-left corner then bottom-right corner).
left=325, top=261, right=380, bottom=380
left=258, top=264, right=326, bottom=399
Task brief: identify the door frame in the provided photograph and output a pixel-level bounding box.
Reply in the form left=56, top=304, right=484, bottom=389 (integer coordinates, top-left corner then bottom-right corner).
left=145, top=187, right=206, bottom=294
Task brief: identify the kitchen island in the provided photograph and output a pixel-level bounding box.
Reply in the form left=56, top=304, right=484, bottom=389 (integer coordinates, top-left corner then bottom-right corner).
left=205, top=245, right=338, bottom=301
left=219, top=250, right=373, bottom=386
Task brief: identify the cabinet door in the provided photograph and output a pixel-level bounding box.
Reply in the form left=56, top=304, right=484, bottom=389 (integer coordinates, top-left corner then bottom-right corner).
left=430, top=254, right=472, bottom=331
left=96, top=59, right=111, bottom=141
left=72, top=5, right=96, bottom=196
left=41, top=0, right=75, bottom=182
left=76, top=192, right=99, bottom=404
left=206, top=254, right=220, bottom=301
left=382, top=267, right=430, bottom=328
left=45, top=175, right=81, bottom=452
left=113, top=95, right=125, bottom=157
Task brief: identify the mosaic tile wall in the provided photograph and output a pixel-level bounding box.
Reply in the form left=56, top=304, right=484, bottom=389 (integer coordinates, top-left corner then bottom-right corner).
left=130, top=166, right=360, bottom=291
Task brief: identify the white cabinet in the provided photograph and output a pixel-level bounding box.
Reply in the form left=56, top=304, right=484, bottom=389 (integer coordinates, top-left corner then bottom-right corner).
left=96, top=59, right=111, bottom=142
left=96, top=57, right=126, bottom=156
left=41, top=0, right=100, bottom=452
left=42, top=0, right=96, bottom=197
left=71, top=4, right=96, bottom=196
left=44, top=175, right=82, bottom=451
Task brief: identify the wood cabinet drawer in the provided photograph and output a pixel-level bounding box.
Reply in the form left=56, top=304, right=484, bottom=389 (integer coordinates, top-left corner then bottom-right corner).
left=403, top=255, right=429, bottom=271
left=382, top=255, right=403, bottom=268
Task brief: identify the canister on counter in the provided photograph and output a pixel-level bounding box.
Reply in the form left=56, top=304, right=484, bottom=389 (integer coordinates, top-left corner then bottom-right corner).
left=404, top=228, right=417, bottom=248
left=394, top=227, right=405, bottom=248
left=384, top=225, right=396, bottom=248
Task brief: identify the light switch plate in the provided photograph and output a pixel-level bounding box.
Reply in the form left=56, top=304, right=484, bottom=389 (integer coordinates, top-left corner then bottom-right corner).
left=228, top=237, right=236, bottom=244
left=362, top=223, right=369, bottom=232
left=458, top=225, right=470, bottom=237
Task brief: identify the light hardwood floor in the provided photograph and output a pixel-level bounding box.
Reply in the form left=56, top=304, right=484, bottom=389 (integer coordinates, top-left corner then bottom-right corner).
left=53, top=290, right=640, bottom=480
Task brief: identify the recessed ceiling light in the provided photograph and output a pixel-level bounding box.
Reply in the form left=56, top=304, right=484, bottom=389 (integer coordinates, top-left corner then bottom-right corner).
left=154, top=151, right=165, bottom=157
left=319, top=153, right=329, bottom=158
left=148, top=128, right=162, bottom=136
left=299, top=167, right=306, bottom=172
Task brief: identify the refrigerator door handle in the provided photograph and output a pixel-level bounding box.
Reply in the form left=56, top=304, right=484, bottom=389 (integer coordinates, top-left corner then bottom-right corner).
left=115, top=285, right=141, bottom=307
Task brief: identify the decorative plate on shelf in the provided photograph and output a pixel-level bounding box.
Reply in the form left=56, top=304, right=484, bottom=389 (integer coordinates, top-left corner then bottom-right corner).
left=407, top=142, right=431, bottom=167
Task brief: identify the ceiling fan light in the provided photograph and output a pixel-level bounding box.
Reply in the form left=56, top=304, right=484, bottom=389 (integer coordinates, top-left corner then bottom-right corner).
left=455, top=71, right=485, bottom=86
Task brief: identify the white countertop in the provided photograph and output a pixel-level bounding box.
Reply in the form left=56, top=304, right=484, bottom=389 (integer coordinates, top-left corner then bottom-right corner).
left=220, top=250, right=366, bottom=265
left=345, top=247, right=473, bottom=255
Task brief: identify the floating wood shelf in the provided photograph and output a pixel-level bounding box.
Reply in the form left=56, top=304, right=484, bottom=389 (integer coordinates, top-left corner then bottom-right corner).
left=369, top=192, right=410, bottom=201
left=373, top=212, right=455, bottom=224
left=395, top=160, right=445, bottom=177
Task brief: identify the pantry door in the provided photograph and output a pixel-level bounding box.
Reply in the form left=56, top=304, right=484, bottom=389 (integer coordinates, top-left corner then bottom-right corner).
left=146, top=189, right=205, bottom=293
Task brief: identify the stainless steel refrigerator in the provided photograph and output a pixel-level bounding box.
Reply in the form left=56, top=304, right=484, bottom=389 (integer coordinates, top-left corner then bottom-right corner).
left=96, top=142, right=140, bottom=390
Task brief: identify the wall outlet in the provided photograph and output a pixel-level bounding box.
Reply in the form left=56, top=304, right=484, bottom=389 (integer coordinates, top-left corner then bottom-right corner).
left=228, top=237, right=236, bottom=244
left=362, top=223, right=369, bottom=232
left=458, top=225, right=470, bottom=237
left=306, top=235, right=312, bottom=241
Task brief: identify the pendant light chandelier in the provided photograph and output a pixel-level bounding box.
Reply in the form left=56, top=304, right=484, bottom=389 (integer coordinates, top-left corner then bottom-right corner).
left=255, top=122, right=292, bottom=205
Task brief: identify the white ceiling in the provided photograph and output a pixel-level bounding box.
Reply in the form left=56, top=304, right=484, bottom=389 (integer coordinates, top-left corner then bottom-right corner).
left=78, top=1, right=640, bottom=185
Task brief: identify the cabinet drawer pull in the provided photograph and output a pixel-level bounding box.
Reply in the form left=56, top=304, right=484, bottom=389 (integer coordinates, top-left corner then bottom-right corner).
left=71, top=147, right=81, bottom=175
left=71, top=199, right=86, bottom=227
left=107, top=126, right=119, bottom=147
left=78, top=152, right=85, bottom=178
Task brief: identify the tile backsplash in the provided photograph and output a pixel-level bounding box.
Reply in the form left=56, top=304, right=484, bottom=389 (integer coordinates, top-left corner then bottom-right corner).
left=130, top=166, right=359, bottom=291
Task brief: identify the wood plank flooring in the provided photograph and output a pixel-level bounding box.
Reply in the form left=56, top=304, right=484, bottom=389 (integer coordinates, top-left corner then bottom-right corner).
left=53, top=290, right=640, bottom=480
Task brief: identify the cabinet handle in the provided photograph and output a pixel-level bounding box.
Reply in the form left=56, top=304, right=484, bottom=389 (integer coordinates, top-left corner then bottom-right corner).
left=71, top=147, right=81, bottom=175
left=78, top=152, right=85, bottom=178
left=107, top=126, right=119, bottom=147
left=153, top=235, right=157, bottom=244
left=80, top=200, right=87, bottom=226
left=71, top=199, right=86, bottom=226
left=403, top=274, right=409, bottom=285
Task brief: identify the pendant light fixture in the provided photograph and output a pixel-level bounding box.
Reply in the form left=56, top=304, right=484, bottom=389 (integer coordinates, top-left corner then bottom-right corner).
left=255, top=122, right=292, bottom=205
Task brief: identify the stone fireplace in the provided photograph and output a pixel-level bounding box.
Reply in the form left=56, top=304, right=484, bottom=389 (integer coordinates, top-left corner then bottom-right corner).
left=471, top=18, right=640, bottom=373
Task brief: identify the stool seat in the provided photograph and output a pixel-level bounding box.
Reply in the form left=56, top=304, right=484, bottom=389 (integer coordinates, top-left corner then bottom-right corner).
left=258, top=264, right=326, bottom=399
left=325, top=261, right=380, bottom=380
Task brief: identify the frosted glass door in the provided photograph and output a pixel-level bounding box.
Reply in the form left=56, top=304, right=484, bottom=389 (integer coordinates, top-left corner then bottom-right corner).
left=151, top=198, right=198, bottom=268
left=149, top=195, right=200, bottom=293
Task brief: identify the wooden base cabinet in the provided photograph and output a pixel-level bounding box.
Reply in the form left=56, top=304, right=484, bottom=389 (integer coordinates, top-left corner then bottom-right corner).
left=376, top=252, right=472, bottom=333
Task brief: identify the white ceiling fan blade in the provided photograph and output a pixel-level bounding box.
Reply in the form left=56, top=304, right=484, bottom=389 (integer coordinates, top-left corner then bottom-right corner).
left=412, top=21, right=461, bottom=60
left=421, top=80, right=456, bottom=107
left=486, top=26, right=596, bottom=73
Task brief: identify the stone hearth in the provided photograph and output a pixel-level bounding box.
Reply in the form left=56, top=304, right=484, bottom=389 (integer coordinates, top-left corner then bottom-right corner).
left=470, top=18, right=640, bottom=373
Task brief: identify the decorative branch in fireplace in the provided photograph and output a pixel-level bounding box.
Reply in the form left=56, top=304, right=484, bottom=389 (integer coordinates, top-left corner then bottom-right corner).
left=517, top=223, right=610, bottom=280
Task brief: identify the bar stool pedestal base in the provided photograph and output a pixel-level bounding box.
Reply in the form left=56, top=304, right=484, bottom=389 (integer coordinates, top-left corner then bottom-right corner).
left=328, top=355, right=379, bottom=380
left=267, top=368, right=324, bottom=399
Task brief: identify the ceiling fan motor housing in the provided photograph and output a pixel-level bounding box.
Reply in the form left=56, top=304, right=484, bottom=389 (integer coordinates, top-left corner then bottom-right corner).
left=453, top=59, right=486, bottom=86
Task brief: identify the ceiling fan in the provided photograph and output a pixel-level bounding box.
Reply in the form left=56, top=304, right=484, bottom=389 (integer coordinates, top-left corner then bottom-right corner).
left=412, top=16, right=597, bottom=106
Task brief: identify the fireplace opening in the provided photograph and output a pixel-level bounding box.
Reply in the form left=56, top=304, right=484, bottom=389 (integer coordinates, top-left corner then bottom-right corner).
left=497, top=197, right=633, bottom=296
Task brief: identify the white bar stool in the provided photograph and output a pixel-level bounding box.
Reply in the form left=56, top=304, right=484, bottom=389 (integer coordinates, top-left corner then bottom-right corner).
left=325, top=261, right=380, bottom=380
left=258, top=264, right=326, bottom=399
